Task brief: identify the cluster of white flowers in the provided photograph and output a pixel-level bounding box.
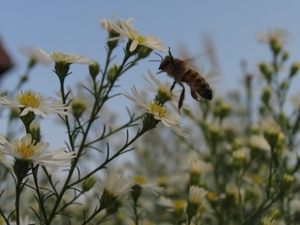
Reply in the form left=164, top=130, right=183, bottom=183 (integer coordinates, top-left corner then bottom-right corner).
left=100, top=16, right=167, bottom=52
left=124, top=86, right=188, bottom=138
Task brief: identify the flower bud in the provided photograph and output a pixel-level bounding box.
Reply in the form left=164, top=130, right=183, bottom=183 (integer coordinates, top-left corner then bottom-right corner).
left=282, top=51, right=289, bottom=61
left=263, top=125, right=280, bottom=149
left=251, top=124, right=260, bottom=135
left=107, top=64, right=120, bottom=82
left=281, top=174, right=295, bottom=191
left=209, top=124, right=223, bottom=143
left=280, top=80, right=288, bottom=91
left=71, top=100, right=87, bottom=118
left=233, top=148, right=249, bottom=170
left=259, top=62, right=272, bottom=82
left=232, top=138, right=243, bottom=151
left=138, top=46, right=153, bottom=59
left=219, top=103, right=231, bottom=121
left=89, top=62, right=100, bottom=80
left=261, top=86, right=271, bottom=105
left=82, top=176, right=96, bottom=193
left=270, top=39, right=282, bottom=56
left=278, top=111, right=287, bottom=127
left=290, top=62, right=300, bottom=78
left=276, top=132, right=285, bottom=152
left=29, top=121, right=41, bottom=143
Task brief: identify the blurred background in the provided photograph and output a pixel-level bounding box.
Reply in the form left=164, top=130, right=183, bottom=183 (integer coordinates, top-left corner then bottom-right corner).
left=1, top=1, right=300, bottom=150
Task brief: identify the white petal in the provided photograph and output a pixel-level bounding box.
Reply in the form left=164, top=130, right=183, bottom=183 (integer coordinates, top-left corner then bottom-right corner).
left=130, top=40, right=139, bottom=52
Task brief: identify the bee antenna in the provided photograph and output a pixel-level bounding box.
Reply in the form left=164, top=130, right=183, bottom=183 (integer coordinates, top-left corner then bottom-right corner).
left=149, top=59, right=161, bottom=62
left=168, top=47, right=174, bottom=64
left=154, top=52, right=163, bottom=61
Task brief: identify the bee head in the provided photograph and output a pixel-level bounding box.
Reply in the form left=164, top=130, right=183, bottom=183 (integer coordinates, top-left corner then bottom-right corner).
left=157, top=47, right=174, bottom=73
left=158, top=56, right=172, bottom=72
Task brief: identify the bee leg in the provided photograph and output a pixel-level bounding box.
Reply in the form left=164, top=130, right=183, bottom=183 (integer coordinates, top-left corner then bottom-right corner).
left=191, top=91, right=201, bottom=102
left=178, top=83, right=185, bottom=114
left=170, top=80, right=176, bottom=96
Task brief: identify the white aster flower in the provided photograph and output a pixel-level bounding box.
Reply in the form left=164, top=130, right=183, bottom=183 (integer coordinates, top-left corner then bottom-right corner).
left=98, top=14, right=134, bottom=40
left=0, top=133, right=76, bottom=167
left=19, top=46, right=51, bottom=66
left=188, top=186, right=208, bottom=206
left=124, top=86, right=188, bottom=138
left=130, top=175, right=163, bottom=195
left=108, top=19, right=167, bottom=52
left=35, top=47, right=95, bottom=65
left=188, top=158, right=208, bottom=175
left=143, top=69, right=177, bottom=99
left=100, top=172, right=132, bottom=199
left=256, top=28, right=289, bottom=45
left=157, top=196, right=187, bottom=213
left=249, top=135, right=271, bottom=151
left=0, top=90, right=69, bottom=119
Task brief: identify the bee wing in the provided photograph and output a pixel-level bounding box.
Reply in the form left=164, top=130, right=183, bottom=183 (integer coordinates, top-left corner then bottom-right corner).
left=178, top=34, right=220, bottom=74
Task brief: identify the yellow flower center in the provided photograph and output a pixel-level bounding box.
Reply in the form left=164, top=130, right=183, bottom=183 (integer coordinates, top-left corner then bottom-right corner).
left=129, top=30, right=146, bottom=43
left=173, top=200, right=186, bottom=212
left=198, top=204, right=207, bottom=213
left=72, top=100, right=87, bottom=116
left=207, top=191, right=219, bottom=201
left=149, top=101, right=168, bottom=118
left=158, top=176, right=167, bottom=186
left=51, top=52, right=76, bottom=62
left=17, top=144, right=35, bottom=159
left=251, top=174, right=262, bottom=184
left=132, top=176, right=147, bottom=185
left=16, top=91, right=42, bottom=108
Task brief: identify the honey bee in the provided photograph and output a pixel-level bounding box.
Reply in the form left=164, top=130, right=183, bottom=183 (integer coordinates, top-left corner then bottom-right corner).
left=155, top=47, right=213, bottom=113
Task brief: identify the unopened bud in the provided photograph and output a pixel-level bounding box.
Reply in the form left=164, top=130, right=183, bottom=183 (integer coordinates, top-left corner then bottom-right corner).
left=251, top=124, right=260, bottom=135
left=89, top=62, right=100, bottom=80
left=263, top=125, right=280, bottom=149
left=280, top=80, right=288, bottom=90
left=261, top=86, right=271, bottom=104
left=259, top=62, right=272, bottom=82
left=29, top=121, right=41, bottom=143
left=107, top=64, right=120, bottom=82
left=282, top=51, right=289, bottom=61
left=233, top=149, right=248, bottom=169
left=219, top=103, right=231, bottom=120
left=270, top=39, right=281, bottom=56
left=282, top=174, right=295, bottom=191
left=72, top=100, right=87, bottom=118
left=138, top=46, right=153, bottom=59
left=290, top=62, right=300, bottom=78
left=82, top=176, right=96, bottom=192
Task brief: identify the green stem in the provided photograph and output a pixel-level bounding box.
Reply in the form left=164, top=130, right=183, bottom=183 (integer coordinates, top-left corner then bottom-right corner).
left=31, top=164, right=48, bottom=224
left=133, top=198, right=139, bottom=225
left=81, top=205, right=105, bottom=225
left=48, top=50, right=139, bottom=224
left=15, top=181, right=21, bottom=225
left=267, top=146, right=275, bottom=199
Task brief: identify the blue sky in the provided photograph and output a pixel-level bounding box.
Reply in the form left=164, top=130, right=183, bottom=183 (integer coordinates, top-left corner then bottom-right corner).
left=1, top=1, right=300, bottom=149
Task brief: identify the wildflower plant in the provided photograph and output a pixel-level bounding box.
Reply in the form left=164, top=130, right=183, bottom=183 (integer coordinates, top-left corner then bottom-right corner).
left=0, top=14, right=300, bottom=225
